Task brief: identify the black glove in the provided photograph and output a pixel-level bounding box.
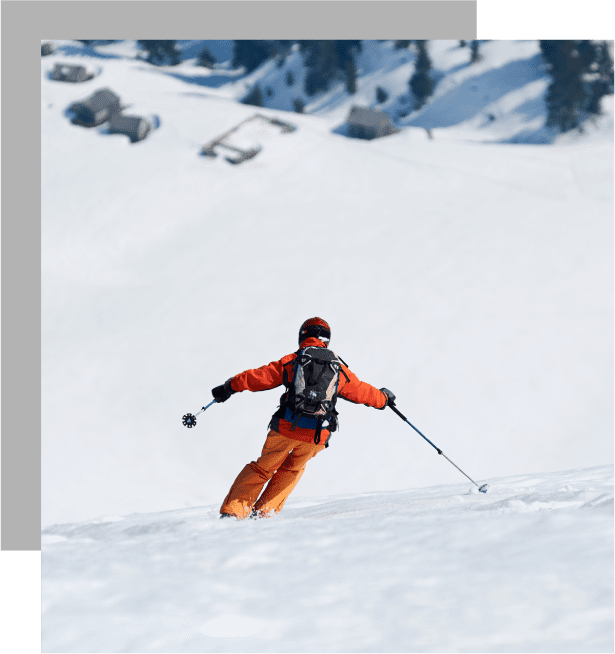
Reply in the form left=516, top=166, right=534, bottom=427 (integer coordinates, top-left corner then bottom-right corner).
left=212, top=378, right=237, bottom=403
left=379, top=387, right=396, bottom=409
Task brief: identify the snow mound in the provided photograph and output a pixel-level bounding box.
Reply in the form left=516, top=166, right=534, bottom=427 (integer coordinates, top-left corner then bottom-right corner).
left=42, top=465, right=613, bottom=653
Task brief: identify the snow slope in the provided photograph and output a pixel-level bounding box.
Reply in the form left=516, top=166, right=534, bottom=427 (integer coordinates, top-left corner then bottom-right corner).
left=39, top=37, right=614, bottom=654
left=41, top=464, right=613, bottom=653
left=41, top=40, right=613, bottom=528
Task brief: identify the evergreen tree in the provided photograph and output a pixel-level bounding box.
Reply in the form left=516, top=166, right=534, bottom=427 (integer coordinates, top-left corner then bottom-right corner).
left=197, top=45, right=216, bottom=68
left=539, top=40, right=613, bottom=129
left=376, top=86, right=389, bottom=104
left=470, top=40, right=481, bottom=63
left=241, top=84, right=264, bottom=107
left=300, top=41, right=361, bottom=96
left=293, top=98, right=305, bottom=113
left=343, top=56, right=358, bottom=94
left=409, top=40, right=435, bottom=110
left=540, top=40, right=586, bottom=132
left=539, top=40, right=559, bottom=70
left=576, top=40, right=598, bottom=70
left=272, top=40, right=294, bottom=61
left=587, top=41, right=614, bottom=115
left=336, top=41, right=361, bottom=95
left=303, top=41, right=339, bottom=96
left=138, top=40, right=180, bottom=66
left=394, top=40, right=411, bottom=50
left=232, top=41, right=275, bottom=73
left=595, top=41, right=614, bottom=94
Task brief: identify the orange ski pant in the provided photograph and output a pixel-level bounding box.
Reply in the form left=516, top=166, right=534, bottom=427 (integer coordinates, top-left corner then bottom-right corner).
left=220, top=429, right=326, bottom=519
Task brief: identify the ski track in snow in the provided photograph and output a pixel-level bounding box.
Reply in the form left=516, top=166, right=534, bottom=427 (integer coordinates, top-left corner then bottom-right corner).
left=42, top=465, right=613, bottom=653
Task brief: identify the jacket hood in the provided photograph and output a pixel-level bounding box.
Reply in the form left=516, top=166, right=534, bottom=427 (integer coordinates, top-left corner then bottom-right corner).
left=299, top=336, right=328, bottom=349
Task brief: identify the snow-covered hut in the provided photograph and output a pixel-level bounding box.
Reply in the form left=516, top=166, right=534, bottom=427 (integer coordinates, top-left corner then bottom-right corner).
left=69, top=88, right=121, bottom=127
left=346, top=106, right=398, bottom=140
left=51, top=63, right=92, bottom=83
left=107, top=114, right=152, bottom=143
left=41, top=42, right=55, bottom=57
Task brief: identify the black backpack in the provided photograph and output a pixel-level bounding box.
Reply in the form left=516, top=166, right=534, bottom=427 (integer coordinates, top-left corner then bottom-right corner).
left=276, top=346, right=349, bottom=446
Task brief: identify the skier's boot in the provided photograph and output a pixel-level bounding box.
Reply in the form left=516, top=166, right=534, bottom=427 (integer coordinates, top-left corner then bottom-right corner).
left=220, top=512, right=237, bottom=519
left=250, top=509, right=273, bottom=519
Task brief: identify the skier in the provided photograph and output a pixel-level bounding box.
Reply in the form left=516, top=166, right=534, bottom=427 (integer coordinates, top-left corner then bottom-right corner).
left=212, top=317, right=396, bottom=519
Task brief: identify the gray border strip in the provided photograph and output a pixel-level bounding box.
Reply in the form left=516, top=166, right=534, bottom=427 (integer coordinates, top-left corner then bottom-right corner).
left=2, top=2, right=42, bottom=550
left=6, top=1, right=477, bottom=39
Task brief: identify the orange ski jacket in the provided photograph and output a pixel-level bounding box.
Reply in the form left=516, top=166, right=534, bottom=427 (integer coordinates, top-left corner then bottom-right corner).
left=228, top=337, right=387, bottom=444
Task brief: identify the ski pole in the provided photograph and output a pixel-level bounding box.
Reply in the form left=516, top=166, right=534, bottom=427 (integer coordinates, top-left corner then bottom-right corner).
left=182, top=399, right=217, bottom=428
left=388, top=403, right=489, bottom=493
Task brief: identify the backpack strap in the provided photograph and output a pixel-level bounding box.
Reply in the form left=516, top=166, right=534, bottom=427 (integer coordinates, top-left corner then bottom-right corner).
left=282, top=362, right=290, bottom=387
left=333, top=361, right=342, bottom=398
left=334, top=355, right=351, bottom=383
left=272, top=357, right=296, bottom=429
left=289, top=411, right=301, bottom=432
left=335, top=356, right=350, bottom=384
left=314, top=417, right=323, bottom=445
left=288, top=348, right=304, bottom=385
left=287, top=350, right=303, bottom=431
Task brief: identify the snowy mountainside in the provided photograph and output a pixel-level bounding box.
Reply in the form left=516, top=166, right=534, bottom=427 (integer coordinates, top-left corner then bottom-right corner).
left=41, top=40, right=613, bottom=528
left=47, top=39, right=614, bottom=143
left=41, top=465, right=613, bottom=653
left=231, top=39, right=556, bottom=142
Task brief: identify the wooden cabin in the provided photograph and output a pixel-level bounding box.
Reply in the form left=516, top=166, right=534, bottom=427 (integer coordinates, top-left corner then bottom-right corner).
left=51, top=63, right=92, bottom=83
left=107, top=113, right=152, bottom=143
left=41, top=42, right=55, bottom=57
left=69, top=88, right=121, bottom=127
left=346, top=106, right=398, bottom=140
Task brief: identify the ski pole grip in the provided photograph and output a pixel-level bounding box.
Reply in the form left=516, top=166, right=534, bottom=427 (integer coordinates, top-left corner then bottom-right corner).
left=389, top=404, right=408, bottom=422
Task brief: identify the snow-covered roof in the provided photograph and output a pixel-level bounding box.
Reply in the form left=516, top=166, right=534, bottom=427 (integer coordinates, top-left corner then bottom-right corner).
left=75, top=88, right=120, bottom=112
left=107, top=113, right=147, bottom=133
left=347, top=105, right=393, bottom=128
